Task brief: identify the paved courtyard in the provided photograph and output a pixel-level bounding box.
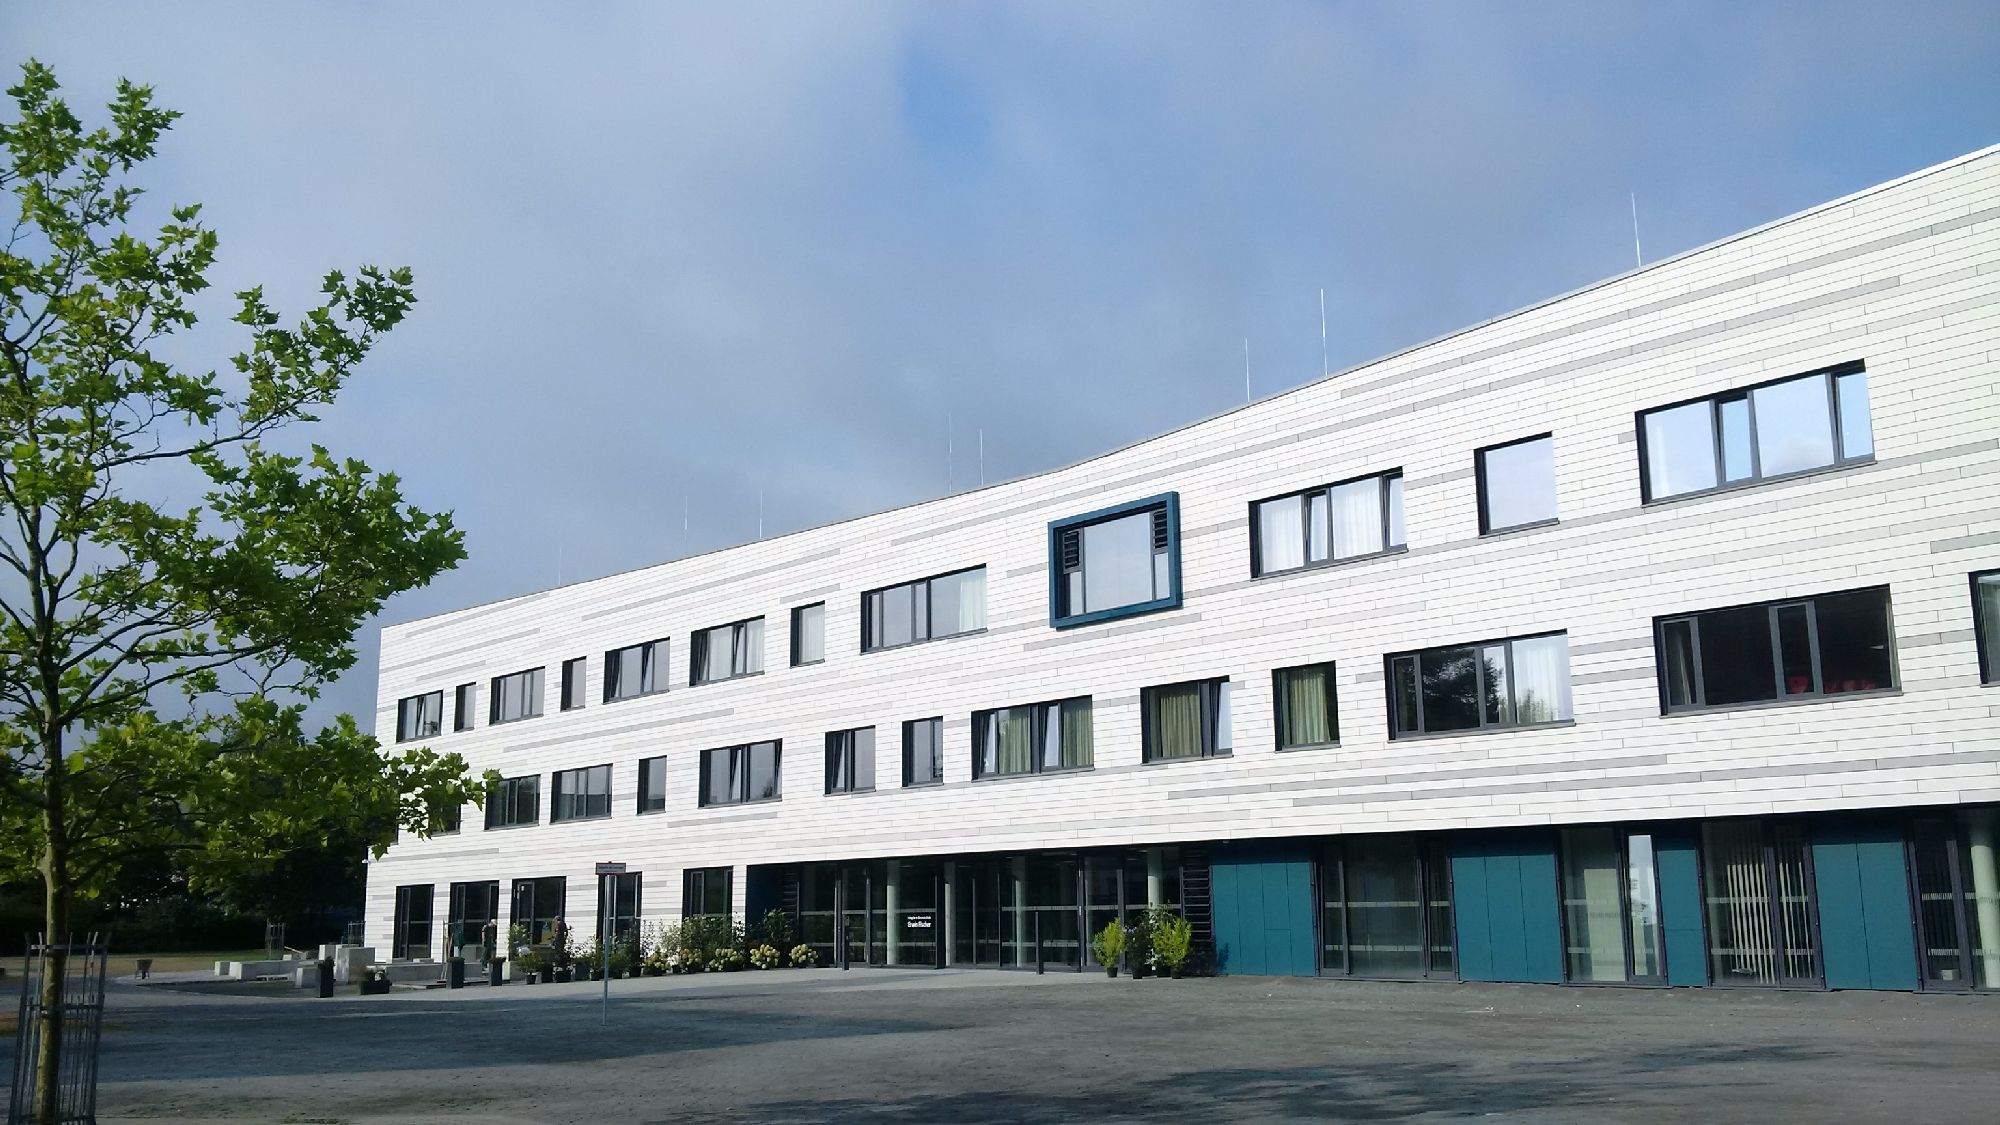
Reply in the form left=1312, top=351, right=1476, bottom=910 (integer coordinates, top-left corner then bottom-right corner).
left=54, top=968, right=2000, bottom=1123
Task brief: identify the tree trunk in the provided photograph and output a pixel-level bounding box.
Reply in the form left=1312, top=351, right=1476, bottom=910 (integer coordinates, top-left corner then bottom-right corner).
left=34, top=724, right=69, bottom=1125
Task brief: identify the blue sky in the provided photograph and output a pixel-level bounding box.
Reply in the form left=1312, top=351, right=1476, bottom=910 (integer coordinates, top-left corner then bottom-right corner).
left=5, top=2, right=1997, bottom=726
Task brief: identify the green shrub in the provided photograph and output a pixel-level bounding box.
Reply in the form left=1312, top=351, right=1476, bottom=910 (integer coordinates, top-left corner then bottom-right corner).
left=1152, top=914, right=1194, bottom=975
left=749, top=943, right=780, bottom=970
left=1090, top=920, right=1126, bottom=966
left=760, top=906, right=795, bottom=948
left=788, top=943, right=816, bottom=967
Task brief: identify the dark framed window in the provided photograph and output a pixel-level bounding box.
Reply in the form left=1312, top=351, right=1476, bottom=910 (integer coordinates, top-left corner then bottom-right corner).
left=484, top=775, right=539, bottom=830
left=1638, top=363, right=1872, bottom=503
left=431, top=801, right=461, bottom=836
left=1273, top=662, right=1338, bottom=749
left=396, top=691, right=443, bottom=742
left=1700, top=818, right=1821, bottom=987
left=1909, top=808, right=2000, bottom=990
left=824, top=728, right=875, bottom=794
left=603, top=639, right=667, bottom=702
left=511, top=875, right=566, bottom=946
left=1049, top=493, right=1180, bottom=629
left=637, top=755, right=667, bottom=814
left=550, top=764, right=612, bottom=823
left=791, top=602, right=826, bottom=666
left=698, top=740, right=782, bottom=807
left=903, top=717, right=943, bottom=787
left=684, top=866, right=732, bottom=919
left=1253, top=471, right=1404, bottom=577
left=973, top=697, right=1092, bottom=779
left=1656, top=586, right=1895, bottom=713
left=1558, top=827, right=1665, bottom=984
left=1973, top=571, right=1999, bottom=685
left=598, top=871, right=643, bottom=945
left=1476, top=433, right=1557, bottom=534
left=453, top=683, right=476, bottom=732
left=560, top=657, right=587, bottom=711
left=489, top=667, right=545, bottom=724
left=1142, top=678, right=1231, bottom=762
left=1320, top=836, right=1455, bottom=979
left=1388, top=632, right=1573, bottom=738
left=862, top=567, right=986, bottom=652
left=392, top=884, right=434, bottom=960
left=691, top=618, right=764, bottom=685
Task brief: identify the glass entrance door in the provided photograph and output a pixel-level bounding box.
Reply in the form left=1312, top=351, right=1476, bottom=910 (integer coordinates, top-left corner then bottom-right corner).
left=1559, top=828, right=1666, bottom=983
left=393, top=884, right=434, bottom=961
left=447, top=880, right=499, bottom=959
left=1321, top=836, right=1455, bottom=978
left=1910, top=808, right=2000, bottom=990
left=1700, top=820, right=1820, bottom=987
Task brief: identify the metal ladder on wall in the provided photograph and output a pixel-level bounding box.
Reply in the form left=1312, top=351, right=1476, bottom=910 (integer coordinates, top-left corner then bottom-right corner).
left=1179, top=846, right=1215, bottom=973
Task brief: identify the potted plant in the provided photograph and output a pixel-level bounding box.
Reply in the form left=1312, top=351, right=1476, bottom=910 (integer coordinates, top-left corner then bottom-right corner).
left=516, top=943, right=546, bottom=984
left=1090, top=920, right=1126, bottom=977
left=358, top=966, right=392, bottom=995
left=788, top=943, right=817, bottom=968
left=1127, top=911, right=1154, bottom=979
left=610, top=936, right=639, bottom=979
left=1153, top=913, right=1194, bottom=979
left=579, top=935, right=604, bottom=981
left=749, top=943, right=780, bottom=970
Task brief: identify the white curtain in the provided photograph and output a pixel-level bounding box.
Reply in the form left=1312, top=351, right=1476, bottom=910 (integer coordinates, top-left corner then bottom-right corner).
left=1329, top=478, right=1382, bottom=559
left=1509, top=634, right=1573, bottom=723
left=1258, top=495, right=1305, bottom=572
left=739, top=619, right=764, bottom=674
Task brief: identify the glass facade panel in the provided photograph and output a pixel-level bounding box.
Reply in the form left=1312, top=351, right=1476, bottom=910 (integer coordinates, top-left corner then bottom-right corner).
left=1385, top=474, right=1406, bottom=549
left=1751, top=374, right=1836, bottom=477
left=1328, top=477, right=1385, bottom=558
left=1561, top=827, right=1627, bottom=983
left=1835, top=370, right=1873, bottom=459
left=1419, top=647, right=1481, bottom=732
left=510, top=875, right=566, bottom=946
left=1275, top=663, right=1338, bottom=749
left=1661, top=587, right=1894, bottom=711
left=1626, top=835, right=1664, bottom=981
left=790, top=602, right=825, bottom=666
left=397, top=691, right=442, bottom=742
left=1700, top=820, right=1819, bottom=987
left=1344, top=838, right=1427, bottom=977
left=1694, top=605, right=1777, bottom=706
left=1814, top=589, right=1893, bottom=694
left=453, top=683, right=476, bottom=731
left=1719, top=396, right=1754, bottom=482
left=490, top=667, right=544, bottom=723
left=1478, top=435, right=1558, bottom=532
left=550, top=764, right=611, bottom=822
left=1081, top=510, right=1156, bottom=612
left=903, top=717, right=942, bottom=786
left=1979, top=573, right=2000, bottom=685
left=1256, top=493, right=1306, bottom=573
left=637, top=755, right=667, bottom=813
left=1775, top=603, right=1815, bottom=696
left=1644, top=400, right=1719, bottom=499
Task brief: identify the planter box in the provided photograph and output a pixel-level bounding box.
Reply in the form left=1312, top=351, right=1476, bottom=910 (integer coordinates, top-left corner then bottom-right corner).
left=358, top=978, right=392, bottom=996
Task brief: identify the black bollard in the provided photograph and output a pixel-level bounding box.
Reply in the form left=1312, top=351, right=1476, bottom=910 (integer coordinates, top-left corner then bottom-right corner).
left=316, top=958, right=335, bottom=999
left=489, top=957, right=505, bottom=987
left=448, top=956, right=465, bottom=989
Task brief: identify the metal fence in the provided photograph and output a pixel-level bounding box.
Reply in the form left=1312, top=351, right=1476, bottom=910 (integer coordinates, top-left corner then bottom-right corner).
left=8, top=936, right=109, bottom=1125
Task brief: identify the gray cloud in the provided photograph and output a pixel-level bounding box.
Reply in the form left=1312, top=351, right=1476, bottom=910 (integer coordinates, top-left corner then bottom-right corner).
left=5, top=1, right=1996, bottom=726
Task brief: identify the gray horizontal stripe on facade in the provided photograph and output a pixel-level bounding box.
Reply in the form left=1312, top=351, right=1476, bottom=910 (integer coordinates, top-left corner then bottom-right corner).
left=578, top=547, right=844, bottom=621
left=487, top=709, right=737, bottom=753
left=779, top=584, right=841, bottom=606
left=684, top=808, right=782, bottom=828
left=1614, top=429, right=1636, bottom=445
left=1933, top=529, right=2000, bottom=553
left=1898, top=628, right=1976, bottom=650
left=1570, top=636, right=1654, bottom=657
left=368, top=843, right=502, bottom=865
left=1401, top=466, right=1474, bottom=490
left=1570, top=666, right=1657, bottom=685
left=378, top=629, right=540, bottom=676
left=1005, top=562, right=1048, bottom=578
left=404, top=592, right=553, bottom=637
left=1018, top=612, right=1205, bottom=651
left=893, top=273, right=1899, bottom=550
left=1333, top=204, right=1999, bottom=402
left=1182, top=517, right=1247, bottom=540
left=1288, top=747, right=2000, bottom=807
left=1172, top=753, right=1674, bottom=801
left=1096, top=694, right=1140, bottom=709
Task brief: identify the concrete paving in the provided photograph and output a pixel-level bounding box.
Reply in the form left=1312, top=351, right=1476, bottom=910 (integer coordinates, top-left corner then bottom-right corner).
left=57, top=967, right=2000, bottom=1123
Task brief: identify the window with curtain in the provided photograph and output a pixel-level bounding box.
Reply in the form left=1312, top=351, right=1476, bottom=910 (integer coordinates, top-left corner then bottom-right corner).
left=560, top=657, right=587, bottom=711
left=488, top=667, right=545, bottom=724
left=1638, top=364, right=1872, bottom=502
left=973, top=697, right=1092, bottom=779
left=396, top=690, right=442, bottom=742
left=484, top=775, right=539, bottom=829
left=1051, top=495, right=1180, bottom=627
left=824, top=728, right=876, bottom=794
left=698, top=741, right=782, bottom=806
left=550, top=764, right=611, bottom=822
left=1973, top=571, right=1999, bottom=685
left=1252, top=471, right=1405, bottom=576
left=903, top=717, right=943, bottom=786
left=1388, top=632, right=1573, bottom=738
left=861, top=566, right=986, bottom=651
left=690, top=618, right=764, bottom=685
left=1142, top=678, right=1231, bottom=761
left=453, top=683, right=477, bottom=732
left=1656, top=586, right=1895, bottom=712
left=636, top=755, right=667, bottom=813
left=791, top=602, right=826, bottom=666
left=1273, top=663, right=1338, bottom=749
left=603, top=639, right=667, bottom=702
left=1476, top=434, right=1558, bottom=534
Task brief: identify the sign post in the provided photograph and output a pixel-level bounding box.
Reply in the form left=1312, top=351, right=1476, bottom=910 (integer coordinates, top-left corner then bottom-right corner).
left=594, top=862, right=626, bottom=1025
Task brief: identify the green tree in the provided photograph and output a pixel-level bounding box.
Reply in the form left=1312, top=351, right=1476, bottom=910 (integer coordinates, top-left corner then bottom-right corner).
left=0, top=61, right=479, bottom=1121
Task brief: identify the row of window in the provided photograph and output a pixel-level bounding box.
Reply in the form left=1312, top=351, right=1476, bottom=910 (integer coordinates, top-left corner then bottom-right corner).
left=464, top=572, right=1997, bottom=831
left=394, top=362, right=1913, bottom=746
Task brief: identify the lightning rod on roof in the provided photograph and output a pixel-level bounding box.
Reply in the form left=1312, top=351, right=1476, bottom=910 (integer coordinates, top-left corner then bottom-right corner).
left=1243, top=337, right=1251, bottom=403
left=757, top=488, right=764, bottom=541
left=978, top=427, right=986, bottom=487
left=1631, top=192, right=1643, bottom=269
left=1320, top=287, right=1329, bottom=378
left=947, top=408, right=954, bottom=491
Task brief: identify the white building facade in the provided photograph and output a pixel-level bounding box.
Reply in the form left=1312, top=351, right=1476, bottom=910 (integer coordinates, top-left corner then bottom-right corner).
left=366, top=146, right=2000, bottom=991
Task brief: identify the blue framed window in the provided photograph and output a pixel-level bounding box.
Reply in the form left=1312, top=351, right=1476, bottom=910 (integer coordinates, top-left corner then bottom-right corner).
left=1047, top=492, right=1182, bottom=629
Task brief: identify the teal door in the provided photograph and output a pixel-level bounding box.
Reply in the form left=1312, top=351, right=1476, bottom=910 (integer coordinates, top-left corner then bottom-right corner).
left=1451, top=831, right=1562, bottom=984
left=1812, top=820, right=1918, bottom=991
left=1210, top=844, right=1316, bottom=976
